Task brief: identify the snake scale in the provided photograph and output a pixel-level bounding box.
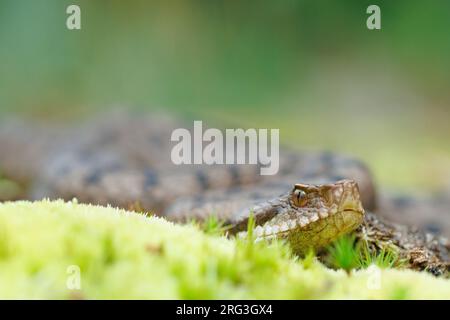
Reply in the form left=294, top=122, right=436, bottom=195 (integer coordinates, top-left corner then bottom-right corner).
left=0, top=111, right=448, bottom=275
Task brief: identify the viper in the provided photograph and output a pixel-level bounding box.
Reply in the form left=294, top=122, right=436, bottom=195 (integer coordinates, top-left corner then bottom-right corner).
left=0, top=111, right=448, bottom=275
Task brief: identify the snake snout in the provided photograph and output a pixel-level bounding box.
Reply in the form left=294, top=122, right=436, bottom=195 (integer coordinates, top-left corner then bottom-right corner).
left=335, top=180, right=365, bottom=215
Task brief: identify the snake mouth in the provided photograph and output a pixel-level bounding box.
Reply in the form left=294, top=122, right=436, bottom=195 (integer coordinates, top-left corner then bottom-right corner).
left=341, top=208, right=365, bottom=222
left=339, top=196, right=365, bottom=216
left=343, top=208, right=364, bottom=214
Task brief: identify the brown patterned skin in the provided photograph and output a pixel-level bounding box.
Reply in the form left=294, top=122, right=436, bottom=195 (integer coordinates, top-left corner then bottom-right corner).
left=0, top=112, right=448, bottom=274
left=359, top=212, right=449, bottom=276
left=0, top=112, right=377, bottom=215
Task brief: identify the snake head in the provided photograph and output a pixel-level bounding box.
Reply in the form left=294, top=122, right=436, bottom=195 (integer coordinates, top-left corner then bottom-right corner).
left=238, top=179, right=366, bottom=254
left=292, top=179, right=365, bottom=218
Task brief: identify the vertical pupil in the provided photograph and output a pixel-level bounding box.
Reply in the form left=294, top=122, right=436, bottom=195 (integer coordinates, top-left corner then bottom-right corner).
left=296, top=190, right=305, bottom=204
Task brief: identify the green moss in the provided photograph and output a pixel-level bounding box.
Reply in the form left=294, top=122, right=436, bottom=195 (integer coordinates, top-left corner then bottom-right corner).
left=325, top=234, right=404, bottom=272
left=326, top=235, right=360, bottom=273
left=0, top=200, right=449, bottom=299
left=358, top=242, right=403, bottom=270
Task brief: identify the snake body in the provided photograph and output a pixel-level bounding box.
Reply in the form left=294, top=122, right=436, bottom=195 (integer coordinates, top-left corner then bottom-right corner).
left=0, top=111, right=448, bottom=274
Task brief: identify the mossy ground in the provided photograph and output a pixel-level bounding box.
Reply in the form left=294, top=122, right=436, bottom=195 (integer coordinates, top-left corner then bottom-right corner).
left=0, top=200, right=449, bottom=299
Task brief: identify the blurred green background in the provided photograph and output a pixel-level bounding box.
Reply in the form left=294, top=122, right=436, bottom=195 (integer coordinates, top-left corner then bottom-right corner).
left=0, top=0, right=449, bottom=190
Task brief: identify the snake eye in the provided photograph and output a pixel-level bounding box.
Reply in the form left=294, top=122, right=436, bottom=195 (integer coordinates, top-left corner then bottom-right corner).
left=292, top=189, right=307, bottom=207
